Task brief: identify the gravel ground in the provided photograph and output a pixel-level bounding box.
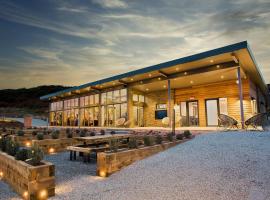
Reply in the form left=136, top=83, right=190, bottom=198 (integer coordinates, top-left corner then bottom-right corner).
left=1, top=131, right=270, bottom=200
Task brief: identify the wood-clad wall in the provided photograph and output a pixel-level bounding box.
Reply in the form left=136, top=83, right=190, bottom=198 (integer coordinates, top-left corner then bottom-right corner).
left=174, top=79, right=252, bottom=126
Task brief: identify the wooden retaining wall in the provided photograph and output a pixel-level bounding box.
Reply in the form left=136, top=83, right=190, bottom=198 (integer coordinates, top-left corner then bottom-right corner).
left=0, top=151, right=55, bottom=200
left=97, top=139, right=190, bottom=177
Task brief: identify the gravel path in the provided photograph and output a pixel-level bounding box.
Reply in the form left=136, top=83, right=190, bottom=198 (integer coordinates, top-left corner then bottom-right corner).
left=1, top=132, right=270, bottom=200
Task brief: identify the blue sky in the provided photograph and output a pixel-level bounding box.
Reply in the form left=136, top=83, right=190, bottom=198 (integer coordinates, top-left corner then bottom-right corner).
left=0, top=0, right=269, bottom=89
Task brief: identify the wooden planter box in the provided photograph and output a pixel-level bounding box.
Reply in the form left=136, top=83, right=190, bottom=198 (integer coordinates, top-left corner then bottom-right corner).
left=0, top=151, right=55, bottom=200
left=32, top=138, right=79, bottom=154
left=97, top=138, right=191, bottom=177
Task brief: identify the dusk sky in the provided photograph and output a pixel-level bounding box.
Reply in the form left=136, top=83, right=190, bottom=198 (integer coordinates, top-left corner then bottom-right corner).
left=0, top=0, right=269, bottom=89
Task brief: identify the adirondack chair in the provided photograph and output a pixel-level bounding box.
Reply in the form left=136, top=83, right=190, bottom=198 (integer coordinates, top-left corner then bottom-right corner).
left=218, top=114, right=239, bottom=130
left=244, top=113, right=267, bottom=130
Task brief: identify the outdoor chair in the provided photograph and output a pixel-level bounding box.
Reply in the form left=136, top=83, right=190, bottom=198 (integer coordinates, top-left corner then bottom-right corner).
left=244, top=113, right=267, bottom=130
left=115, top=118, right=126, bottom=127
left=218, top=114, right=238, bottom=130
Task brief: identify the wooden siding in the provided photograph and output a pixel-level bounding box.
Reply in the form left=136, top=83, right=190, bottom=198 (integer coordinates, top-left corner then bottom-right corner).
left=174, top=79, right=252, bottom=126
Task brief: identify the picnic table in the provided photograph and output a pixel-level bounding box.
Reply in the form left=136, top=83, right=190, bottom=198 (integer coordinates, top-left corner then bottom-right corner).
left=68, top=134, right=134, bottom=162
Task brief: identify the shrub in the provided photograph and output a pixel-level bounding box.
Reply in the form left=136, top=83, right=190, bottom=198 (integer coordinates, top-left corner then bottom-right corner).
left=51, top=130, right=60, bottom=139
left=143, top=136, right=154, bottom=146
left=80, top=129, right=86, bottom=137
left=167, top=133, right=174, bottom=142
left=100, top=130, right=105, bottom=135
left=37, top=132, right=44, bottom=140
left=128, top=138, right=138, bottom=149
left=90, top=131, right=96, bottom=136
left=155, top=135, right=163, bottom=144
left=110, top=131, right=116, bottom=135
left=6, top=140, right=19, bottom=156
left=32, top=131, right=38, bottom=136
left=17, top=130, right=25, bottom=136
left=176, top=134, right=184, bottom=140
left=183, top=130, right=192, bottom=139
left=0, top=137, right=9, bottom=152
left=27, top=145, right=44, bottom=166
left=15, top=148, right=29, bottom=161
left=109, top=139, right=119, bottom=152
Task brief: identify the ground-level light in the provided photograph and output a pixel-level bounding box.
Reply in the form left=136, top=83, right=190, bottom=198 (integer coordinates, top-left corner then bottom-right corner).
left=99, top=171, right=106, bottom=177
left=39, top=189, right=48, bottom=199
left=48, top=148, right=55, bottom=154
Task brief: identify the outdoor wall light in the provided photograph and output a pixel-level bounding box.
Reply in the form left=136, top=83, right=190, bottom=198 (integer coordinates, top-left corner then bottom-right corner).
left=99, top=171, right=106, bottom=177
left=23, top=191, right=28, bottom=199
left=216, top=65, right=220, bottom=68
left=39, top=189, right=48, bottom=200
left=25, top=141, right=31, bottom=147
left=48, top=148, right=55, bottom=154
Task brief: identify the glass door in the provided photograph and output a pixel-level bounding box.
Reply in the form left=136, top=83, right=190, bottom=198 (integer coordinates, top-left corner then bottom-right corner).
left=188, top=101, right=199, bottom=126
left=206, top=99, right=219, bottom=126
left=133, top=106, right=144, bottom=127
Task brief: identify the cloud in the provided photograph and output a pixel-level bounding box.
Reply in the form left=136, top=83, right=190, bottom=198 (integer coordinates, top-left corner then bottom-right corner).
left=92, top=0, right=128, bottom=8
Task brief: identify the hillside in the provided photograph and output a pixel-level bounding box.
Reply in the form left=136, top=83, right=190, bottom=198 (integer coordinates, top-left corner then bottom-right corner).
left=0, top=85, right=70, bottom=117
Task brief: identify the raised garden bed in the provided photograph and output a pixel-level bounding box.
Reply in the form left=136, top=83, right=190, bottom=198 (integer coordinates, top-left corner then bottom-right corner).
left=32, top=138, right=79, bottom=154
left=97, top=137, right=193, bottom=177
left=0, top=151, right=55, bottom=200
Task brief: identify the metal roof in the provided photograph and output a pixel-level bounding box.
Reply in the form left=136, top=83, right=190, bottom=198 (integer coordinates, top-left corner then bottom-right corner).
left=40, top=41, right=263, bottom=100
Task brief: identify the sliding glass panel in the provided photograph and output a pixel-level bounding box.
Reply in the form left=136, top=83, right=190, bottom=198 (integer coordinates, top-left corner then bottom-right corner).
left=206, top=100, right=218, bottom=126
left=188, top=101, right=199, bottom=126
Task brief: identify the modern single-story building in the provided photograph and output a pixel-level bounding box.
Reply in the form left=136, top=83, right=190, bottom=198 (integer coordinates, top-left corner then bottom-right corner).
left=40, top=41, right=269, bottom=129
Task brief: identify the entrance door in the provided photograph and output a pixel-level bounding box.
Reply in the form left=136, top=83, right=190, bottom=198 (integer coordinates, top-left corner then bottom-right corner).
left=133, top=106, right=144, bottom=127
left=180, top=101, right=199, bottom=126
left=206, top=99, right=219, bottom=126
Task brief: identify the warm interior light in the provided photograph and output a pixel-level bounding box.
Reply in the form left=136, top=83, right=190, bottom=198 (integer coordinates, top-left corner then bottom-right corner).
left=23, top=191, right=28, bottom=199
left=216, top=65, right=220, bottom=68
left=184, top=72, right=187, bottom=75
left=0, top=136, right=2, bottom=139
left=221, top=75, right=224, bottom=79
left=39, top=190, right=48, bottom=199
left=49, top=148, right=55, bottom=154
left=236, top=80, right=239, bottom=84
left=148, top=74, right=152, bottom=77
left=0, top=171, right=3, bottom=178
left=99, top=171, right=106, bottom=177
left=163, top=85, right=166, bottom=88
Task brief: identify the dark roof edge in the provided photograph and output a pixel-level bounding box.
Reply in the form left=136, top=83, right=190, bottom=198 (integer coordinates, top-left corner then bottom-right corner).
left=40, top=41, right=248, bottom=100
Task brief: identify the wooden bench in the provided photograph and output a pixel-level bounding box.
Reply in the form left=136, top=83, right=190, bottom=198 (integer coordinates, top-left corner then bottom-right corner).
left=67, top=145, right=109, bottom=163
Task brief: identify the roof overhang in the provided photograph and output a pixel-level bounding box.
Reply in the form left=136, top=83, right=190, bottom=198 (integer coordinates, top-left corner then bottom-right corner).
left=40, top=41, right=268, bottom=101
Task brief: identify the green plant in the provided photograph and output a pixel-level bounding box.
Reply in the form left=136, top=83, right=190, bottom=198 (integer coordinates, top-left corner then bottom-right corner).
left=183, top=130, right=192, bottom=139
left=100, top=130, right=105, bottom=135
left=0, top=137, right=9, bottom=152
left=176, top=134, right=183, bottom=140
left=155, top=135, right=163, bottom=144
left=51, top=130, right=60, bottom=139
left=6, top=140, right=19, bottom=156
left=27, top=145, right=44, bottom=166
left=128, top=138, right=138, bottom=149
left=109, top=139, right=119, bottom=152
left=90, top=131, right=96, bottom=136
left=17, top=130, right=25, bottom=136
left=167, top=133, right=174, bottom=142
left=15, top=148, right=29, bottom=161
left=37, top=132, right=44, bottom=140
left=143, top=136, right=154, bottom=146
left=80, top=129, right=86, bottom=137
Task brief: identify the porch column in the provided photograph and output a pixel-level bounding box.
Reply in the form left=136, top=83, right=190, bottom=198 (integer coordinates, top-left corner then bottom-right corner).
left=167, top=79, right=172, bottom=128
left=237, top=66, right=245, bottom=129
left=78, top=97, right=81, bottom=128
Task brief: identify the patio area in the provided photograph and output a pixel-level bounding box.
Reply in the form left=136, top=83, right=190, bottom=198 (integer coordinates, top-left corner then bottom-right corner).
left=1, top=131, right=270, bottom=200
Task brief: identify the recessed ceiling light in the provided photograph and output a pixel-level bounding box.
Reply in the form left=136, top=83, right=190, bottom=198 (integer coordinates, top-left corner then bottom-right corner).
left=130, top=78, right=134, bottom=81
left=176, top=67, right=179, bottom=71
left=174, top=78, right=177, bottom=81
left=146, top=88, right=149, bottom=91
left=149, top=74, right=152, bottom=77
left=184, top=72, right=188, bottom=75
left=158, top=77, right=161, bottom=80
left=216, top=65, right=220, bottom=68
left=221, top=75, right=224, bottom=79
left=140, top=81, right=143, bottom=84
left=113, top=82, right=116, bottom=85
left=236, top=80, right=239, bottom=84
left=190, top=80, right=194, bottom=84
left=210, top=59, right=214, bottom=63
